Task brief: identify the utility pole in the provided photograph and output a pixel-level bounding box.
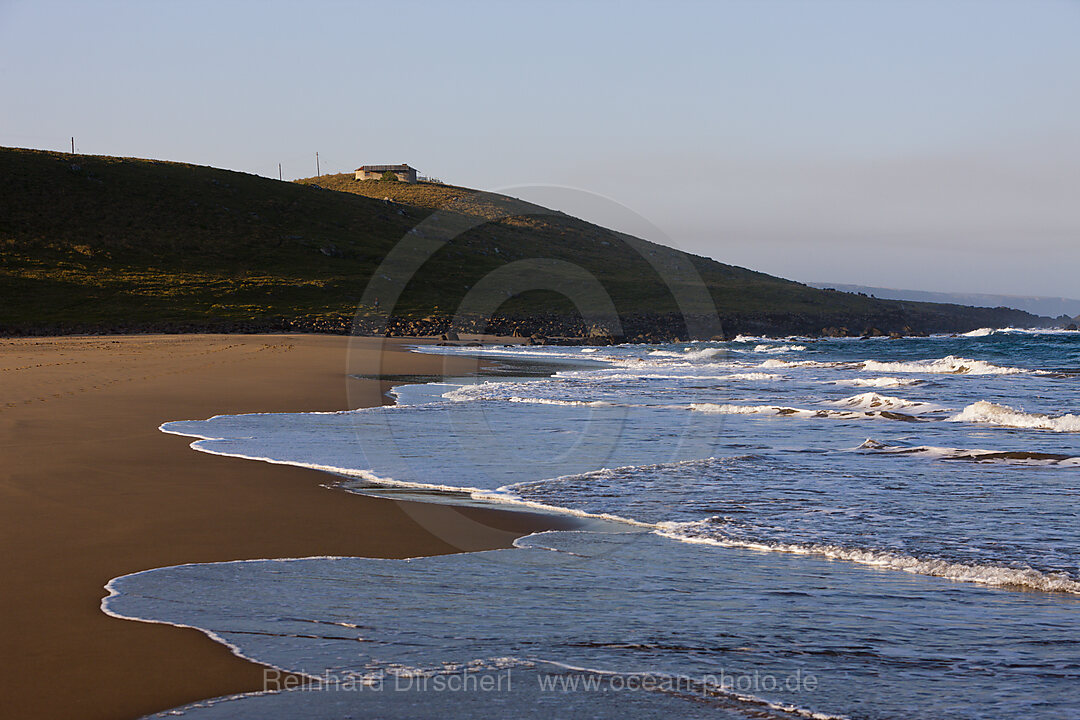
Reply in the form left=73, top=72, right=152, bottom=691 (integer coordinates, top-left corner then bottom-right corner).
left=316, top=152, right=320, bottom=176
left=278, top=163, right=282, bottom=181
left=71, top=137, right=74, bottom=153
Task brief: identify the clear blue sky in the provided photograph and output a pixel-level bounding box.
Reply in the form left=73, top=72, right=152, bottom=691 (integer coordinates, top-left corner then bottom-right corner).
left=3, top=0, right=1078, bottom=297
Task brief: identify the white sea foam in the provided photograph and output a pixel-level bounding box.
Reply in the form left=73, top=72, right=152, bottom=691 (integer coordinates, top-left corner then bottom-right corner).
left=554, top=370, right=639, bottom=380
left=831, top=377, right=924, bottom=388
left=989, top=327, right=1080, bottom=335
left=857, top=438, right=1080, bottom=466
left=647, top=347, right=729, bottom=362
left=753, top=344, right=808, bottom=354
left=410, top=344, right=582, bottom=361
left=833, top=392, right=941, bottom=413
left=962, top=328, right=995, bottom=337
left=719, top=372, right=782, bottom=382
left=657, top=521, right=1080, bottom=595
left=563, top=369, right=783, bottom=384
left=691, top=403, right=809, bottom=416
left=441, top=381, right=540, bottom=402
left=759, top=358, right=849, bottom=370
left=689, top=403, right=922, bottom=422
left=617, top=372, right=782, bottom=382
left=861, top=355, right=1029, bottom=375
left=506, top=397, right=613, bottom=407
left=950, top=401, right=1080, bottom=432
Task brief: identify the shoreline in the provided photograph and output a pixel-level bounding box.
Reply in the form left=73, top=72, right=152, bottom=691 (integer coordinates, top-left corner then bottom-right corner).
left=4, top=310, right=1073, bottom=345
left=0, top=334, right=572, bottom=720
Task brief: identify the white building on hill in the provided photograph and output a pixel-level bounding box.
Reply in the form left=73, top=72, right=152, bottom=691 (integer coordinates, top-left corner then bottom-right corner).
left=354, top=164, right=418, bottom=183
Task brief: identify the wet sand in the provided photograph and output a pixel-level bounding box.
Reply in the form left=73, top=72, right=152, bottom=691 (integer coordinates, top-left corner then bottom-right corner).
left=0, top=334, right=562, bottom=719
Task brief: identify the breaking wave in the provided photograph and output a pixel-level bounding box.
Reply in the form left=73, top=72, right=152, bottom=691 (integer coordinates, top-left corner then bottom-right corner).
left=832, top=392, right=941, bottom=413
left=857, top=438, right=1080, bottom=465
left=753, top=344, right=808, bottom=354
left=657, top=520, right=1080, bottom=595
left=950, top=401, right=1080, bottom=432
left=556, top=370, right=779, bottom=382
left=506, top=397, right=613, bottom=407
left=831, top=377, right=924, bottom=388
left=646, top=347, right=729, bottom=362
left=861, top=355, right=1029, bottom=376
left=965, top=327, right=1080, bottom=337
left=690, top=403, right=923, bottom=422
left=759, top=359, right=851, bottom=370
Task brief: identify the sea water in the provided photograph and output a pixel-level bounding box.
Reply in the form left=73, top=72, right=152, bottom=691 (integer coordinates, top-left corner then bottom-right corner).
left=105, top=330, right=1080, bottom=719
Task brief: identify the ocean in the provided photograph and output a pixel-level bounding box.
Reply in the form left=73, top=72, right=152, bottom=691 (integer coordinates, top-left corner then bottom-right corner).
left=104, top=329, right=1080, bottom=719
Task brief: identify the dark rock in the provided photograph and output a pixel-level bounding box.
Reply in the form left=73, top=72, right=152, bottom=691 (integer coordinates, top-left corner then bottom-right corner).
left=586, top=326, right=615, bottom=345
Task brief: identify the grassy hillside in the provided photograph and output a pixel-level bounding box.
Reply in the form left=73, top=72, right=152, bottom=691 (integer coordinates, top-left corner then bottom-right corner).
left=296, top=173, right=1049, bottom=334
left=0, top=147, right=1047, bottom=337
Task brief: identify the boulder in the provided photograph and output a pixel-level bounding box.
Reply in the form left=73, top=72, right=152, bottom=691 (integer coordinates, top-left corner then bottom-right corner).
left=586, top=325, right=616, bottom=345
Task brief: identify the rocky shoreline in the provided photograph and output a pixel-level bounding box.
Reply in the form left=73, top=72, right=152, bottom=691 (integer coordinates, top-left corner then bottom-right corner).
left=1, top=306, right=1065, bottom=343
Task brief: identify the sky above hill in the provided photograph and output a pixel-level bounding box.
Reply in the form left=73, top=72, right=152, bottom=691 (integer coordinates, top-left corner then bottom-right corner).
left=3, top=0, right=1078, bottom=298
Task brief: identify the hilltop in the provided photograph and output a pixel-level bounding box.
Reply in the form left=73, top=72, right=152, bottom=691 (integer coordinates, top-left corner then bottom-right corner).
left=0, top=148, right=1050, bottom=339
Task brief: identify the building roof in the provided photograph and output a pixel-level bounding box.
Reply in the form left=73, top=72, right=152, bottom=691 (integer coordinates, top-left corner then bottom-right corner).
left=356, top=164, right=415, bottom=172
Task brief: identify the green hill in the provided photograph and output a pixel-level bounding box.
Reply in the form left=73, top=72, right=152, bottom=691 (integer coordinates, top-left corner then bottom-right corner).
left=0, top=147, right=1048, bottom=338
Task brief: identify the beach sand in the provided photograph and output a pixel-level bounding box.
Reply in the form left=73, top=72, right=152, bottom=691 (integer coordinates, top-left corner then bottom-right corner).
left=0, top=334, right=561, bottom=719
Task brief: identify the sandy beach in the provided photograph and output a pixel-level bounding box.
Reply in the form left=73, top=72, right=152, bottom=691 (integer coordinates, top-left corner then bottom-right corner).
left=0, top=334, right=562, bottom=719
